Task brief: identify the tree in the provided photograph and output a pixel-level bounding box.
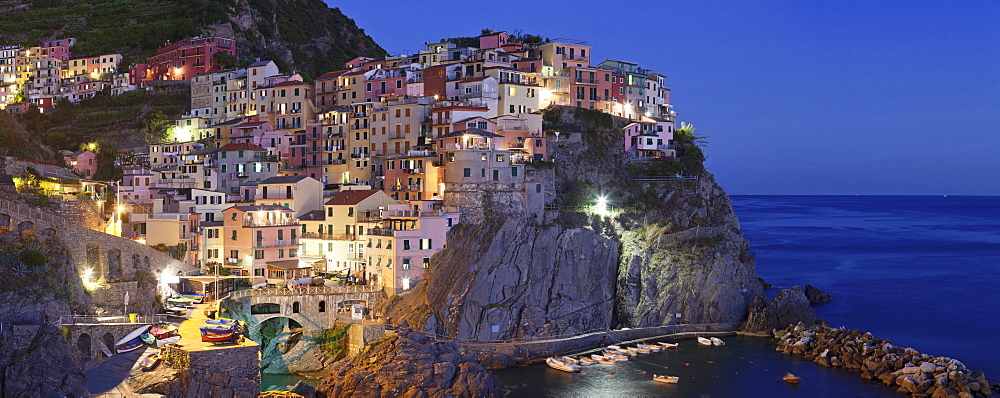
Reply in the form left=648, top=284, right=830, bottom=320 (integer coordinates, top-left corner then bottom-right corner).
left=140, top=110, right=169, bottom=143
left=213, top=51, right=238, bottom=70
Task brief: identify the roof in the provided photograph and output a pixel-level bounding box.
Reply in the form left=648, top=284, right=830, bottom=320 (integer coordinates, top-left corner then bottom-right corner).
left=259, top=175, right=310, bottom=184
left=187, top=147, right=218, bottom=156
left=266, top=260, right=310, bottom=270
left=324, top=189, right=381, bottom=206
left=201, top=221, right=224, bottom=227
left=460, top=76, right=491, bottom=83
left=248, top=60, right=273, bottom=67
left=298, top=210, right=325, bottom=221
left=273, top=80, right=309, bottom=88
left=212, top=117, right=248, bottom=127
left=218, top=143, right=266, bottom=152
left=230, top=205, right=295, bottom=212
left=437, top=128, right=503, bottom=139
left=316, top=70, right=348, bottom=80
left=234, top=121, right=267, bottom=128
left=66, top=150, right=89, bottom=156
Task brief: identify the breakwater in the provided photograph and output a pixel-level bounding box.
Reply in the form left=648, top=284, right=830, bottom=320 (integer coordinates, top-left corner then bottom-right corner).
left=774, top=323, right=994, bottom=397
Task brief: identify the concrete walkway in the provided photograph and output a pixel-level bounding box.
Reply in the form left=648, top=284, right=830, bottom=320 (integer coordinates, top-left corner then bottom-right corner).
left=85, top=346, right=163, bottom=397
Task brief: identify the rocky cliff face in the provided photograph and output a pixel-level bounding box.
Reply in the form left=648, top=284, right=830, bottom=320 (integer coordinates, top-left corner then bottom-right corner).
left=386, top=107, right=763, bottom=342
left=315, top=328, right=502, bottom=398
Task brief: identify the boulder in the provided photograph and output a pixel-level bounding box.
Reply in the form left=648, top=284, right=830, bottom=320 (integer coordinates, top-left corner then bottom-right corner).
left=315, top=329, right=502, bottom=398
left=739, top=287, right=817, bottom=333
left=804, top=285, right=832, bottom=304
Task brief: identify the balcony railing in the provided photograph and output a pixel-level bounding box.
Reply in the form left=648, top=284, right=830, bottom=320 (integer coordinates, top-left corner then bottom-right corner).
left=324, top=159, right=346, bottom=165
left=254, top=239, right=299, bottom=248
left=575, top=78, right=598, bottom=84
left=389, top=184, right=421, bottom=192
left=402, top=168, right=423, bottom=175
left=302, top=232, right=357, bottom=241
left=243, top=218, right=297, bottom=227
left=368, top=227, right=394, bottom=236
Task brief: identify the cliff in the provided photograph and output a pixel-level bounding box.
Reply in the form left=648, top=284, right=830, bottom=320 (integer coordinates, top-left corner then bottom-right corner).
left=385, top=107, right=763, bottom=343
left=0, top=0, right=385, bottom=78
left=0, top=227, right=93, bottom=397
left=315, top=328, right=503, bottom=398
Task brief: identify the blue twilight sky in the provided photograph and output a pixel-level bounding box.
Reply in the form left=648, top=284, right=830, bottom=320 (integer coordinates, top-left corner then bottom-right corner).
left=329, top=1, right=1000, bottom=195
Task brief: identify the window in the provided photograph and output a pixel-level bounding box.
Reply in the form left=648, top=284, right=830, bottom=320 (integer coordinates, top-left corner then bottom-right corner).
left=402, top=258, right=410, bottom=270
left=403, top=240, right=410, bottom=250
left=493, top=170, right=499, bottom=181
left=508, top=86, right=516, bottom=96
left=423, top=257, right=430, bottom=268
left=254, top=250, right=264, bottom=259
left=278, top=249, right=285, bottom=258
left=231, top=230, right=237, bottom=240
left=463, top=168, right=471, bottom=178
left=512, top=167, right=518, bottom=177
left=496, top=155, right=505, bottom=162
left=420, top=239, right=433, bottom=250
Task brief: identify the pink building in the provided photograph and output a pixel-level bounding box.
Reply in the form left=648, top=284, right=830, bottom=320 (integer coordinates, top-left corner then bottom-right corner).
left=623, top=120, right=675, bottom=158
left=63, top=150, right=97, bottom=178
left=222, top=205, right=304, bottom=285
left=130, top=37, right=238, bottom=86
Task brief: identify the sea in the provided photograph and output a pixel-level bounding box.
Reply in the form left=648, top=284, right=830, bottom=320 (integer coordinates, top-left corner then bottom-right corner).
left=494, top=195, right=1000, bottom=397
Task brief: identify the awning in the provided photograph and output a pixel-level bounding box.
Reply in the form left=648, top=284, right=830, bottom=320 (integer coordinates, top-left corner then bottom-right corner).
left=266, top=260, right=312, bottom=270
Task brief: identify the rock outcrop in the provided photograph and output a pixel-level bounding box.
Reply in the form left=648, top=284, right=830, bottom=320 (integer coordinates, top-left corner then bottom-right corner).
left=386, top=107, right=763, bottom=344
left=741, top=286, right=817, bottom=334
left=315, top=328, right=503, bottom=398
left=775, top=323, right=993, bottom=397
left=804, top=284, right=833, bottom=304
left=0, top=322, right=89, bottom=397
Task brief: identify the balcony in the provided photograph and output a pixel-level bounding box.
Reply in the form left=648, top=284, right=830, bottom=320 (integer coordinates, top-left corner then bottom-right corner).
left=388, top=134, right=406, bottom=140
left=384, top=209, right=438, bottom=218
left=574, top=78, right=598, bottom=85
left=389, top=184, right=421, bottom=192
left=302, top=232, right=356, bottom=241
left=254, top=154, right=280, bottom=162
left=242, top=217, right=297, bottom=228
left=368, top=227, right=394, bottom=236
left=356, top=216, right=381, bottom=223
left=323, top=159, right=346, bottom=165
left=350, top=153, right=368, bottom=159
left=497, top=123, right=530, bottom=132
left=402, top=168, right=423, bottom=175
left=254, top=239, right=299, bottom=248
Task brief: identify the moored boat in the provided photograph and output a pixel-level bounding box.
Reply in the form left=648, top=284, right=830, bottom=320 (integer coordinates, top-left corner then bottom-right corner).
left=115, top=325, right=152, bottom=354
left=783, top=373, right=801, bottom=384
left=561, top=356, right=579, bottom=365
left=658, top=342, right=679, bottom=349
left=638, top=343, right=662, bottom=352
left=156, top=335, right=181, bottom=347
left=140, top=354, right=161, bottom=372
left=578, top=357, right=597, bottom=366
left=635, top=346, right=651, bottom=354
left=653, top=374, right=680, bottom=384
left=711, top=337, right=726, bottom=346
left=546, top=357, right=581, bottom=373
left=697, top=337, right=713, bottom=346
left=201, top=332, right=234, bottom=342
left=607, top=345, right=622, bottom=350
left=140, top=332, right=156, bottom=345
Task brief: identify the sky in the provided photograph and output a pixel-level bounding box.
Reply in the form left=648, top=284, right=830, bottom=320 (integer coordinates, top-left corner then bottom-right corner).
left=329, top=1, right=1000, bottom=195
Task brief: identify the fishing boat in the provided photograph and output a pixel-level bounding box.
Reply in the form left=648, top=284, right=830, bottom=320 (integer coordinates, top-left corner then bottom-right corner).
left=697, top=337, right=713, bottom=346
left=625, top=347, right=640, bottom=356
left=561, top=356, right=579, bottom=365
left=658, top=342, right=679, bottom=349
left=596, top=357, right=616, bottom=365
left=179, top=293, right=204, bottom=304
left=140, top=332, right=156, bottom=345
left=201, top=332, right=234, bottom=342
left=607, top=345, right=622, bottom=350
left=635, top=346, right=651, bottom=354
left=653, top=374, right=680, bottom=384
left=546, top=357, right=581, bottom=373
left=166, top=297, right=194, bottom=308
left=638, top=343, right=662, bottom=352
left=783, top=373, right=801, bottom=384
left=200, top=318, right=239, bottom=343
left=602, top=351, right=629, bottom=361
left=578, top=357, right=597, bottom=366
left=115, top=325, right=151, bottom=354
left=149, top=326, right=171, bottom=339
left=711, top=337, right=726, bottom=346
left=140, top=354, right=162, bottom=372
left=156, top=335, right=181, bottom=347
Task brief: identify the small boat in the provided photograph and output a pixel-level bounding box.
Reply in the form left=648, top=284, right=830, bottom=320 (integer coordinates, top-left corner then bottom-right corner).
left=658, top=342, right=679, bottom=349
left=602, top=351, right=628, bottom=361
left=711, top=337, right=726, bottom=346
left=166, top=297, right=194, bottom=308
left=638, top=343, right=662, bottom=352
left=578, top=357, right=597, bottom=366
left=140, top=354, right=162, bottom=372
left=625, top=347, right=639, bottom=356
left=597, top=357, right=616, bottom=364
left=608, top=345, right=622, bottom=350
left=149, top=326, right=171, bottom=339
left=783, top=373, right=801, bottom=384
left=99, top=342, right=114, bottom=358
left=140, top=332, right=156, bottom=345
left=546, top=357, right=581, bottom=373
left=635, top=346, right=651, bottom=354
left=201, top=332, right=234, bottom=342
left=179, top=293, right=204, bottom=303
left=115, top=325, right=152, bottom=354
left=156, top=335, right=181, bottom=347
left=697, top=337, right=713, bottom=346
left=653, top=374, right=680, bottom=384
left=561, top=356, right=579, bottom=365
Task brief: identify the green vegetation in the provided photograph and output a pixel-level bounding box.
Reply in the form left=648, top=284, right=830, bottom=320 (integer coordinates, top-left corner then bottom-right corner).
left=310, top=323, right=351, bottom=360
left=573, top=107, right=616, bottom=130
left=673, top=122, right=708, bottom=173
left=0, top=109, right=50, bottom=160
left=0, top=0, right=386, bottom=78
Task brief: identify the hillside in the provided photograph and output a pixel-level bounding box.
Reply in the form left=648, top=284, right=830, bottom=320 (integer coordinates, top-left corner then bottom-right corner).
left=0, top=0, right=386, bottom=78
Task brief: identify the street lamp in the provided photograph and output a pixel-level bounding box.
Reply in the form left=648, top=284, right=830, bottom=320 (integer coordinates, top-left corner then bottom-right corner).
left=594, top=195, right=610, bottom=217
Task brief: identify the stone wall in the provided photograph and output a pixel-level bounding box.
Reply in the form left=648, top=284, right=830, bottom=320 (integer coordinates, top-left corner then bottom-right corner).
left=443, top=182, right=529, bottom=224
left=159, top=343, right=262, bottom=397
left=63, top=322, right=155, bottom=369
left=347, top=324, right=384, bottom=356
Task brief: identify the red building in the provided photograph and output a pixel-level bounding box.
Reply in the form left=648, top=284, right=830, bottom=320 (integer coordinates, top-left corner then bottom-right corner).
left=130, top=37, right=238, bottom=86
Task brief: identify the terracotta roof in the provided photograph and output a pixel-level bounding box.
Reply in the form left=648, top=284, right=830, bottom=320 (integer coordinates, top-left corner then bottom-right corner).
left=273, top=80, right=309, bottom=88
left=316, top=70, right=348, bottom=80
left=218, top=143, right=266, bottom=152
left=436, top=128, right=503, bottom=139
left=324, top=190, right=382, bottom=206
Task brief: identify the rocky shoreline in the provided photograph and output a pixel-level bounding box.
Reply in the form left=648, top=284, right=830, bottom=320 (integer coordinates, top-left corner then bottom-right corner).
left=774, top=323, right=995, bottom=397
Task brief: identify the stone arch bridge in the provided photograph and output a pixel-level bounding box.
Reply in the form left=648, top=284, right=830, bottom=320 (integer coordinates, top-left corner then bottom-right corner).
left=0, top=201, right=188, bottom=282
left=225, top=286, right=386, bottom=334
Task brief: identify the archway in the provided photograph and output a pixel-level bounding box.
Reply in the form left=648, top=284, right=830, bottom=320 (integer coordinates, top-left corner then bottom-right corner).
left=77, top=333, right=91, bottom=359
left=318, top=301, right=326, bottom=313
left=251, top=303, right=281, bottom=314
left=107, top=249, right=122, bottom=280
left=16, top=220, right=34, bottom=233
left=143, top=256, right=150, bottom=270
left=256, top=317, right=304, bottom=355
left=86, top=243, right=102, bottom=279
left=0, top=213, right=10, bottom=229
left=292, top=302, right=300, bottom=314
left=132, top=254, right=141, bottom=269
left=41, top=228, right=57, bottom=238
left=101, top=332, right=115, bottom=358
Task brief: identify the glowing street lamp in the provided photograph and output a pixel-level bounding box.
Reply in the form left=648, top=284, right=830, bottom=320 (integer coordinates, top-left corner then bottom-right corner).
left=594, top=195, right=610, bottom=217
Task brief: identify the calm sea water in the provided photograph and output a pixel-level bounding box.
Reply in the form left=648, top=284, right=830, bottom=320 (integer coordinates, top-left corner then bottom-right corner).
left=494, top=195, right=1000, bottom=396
